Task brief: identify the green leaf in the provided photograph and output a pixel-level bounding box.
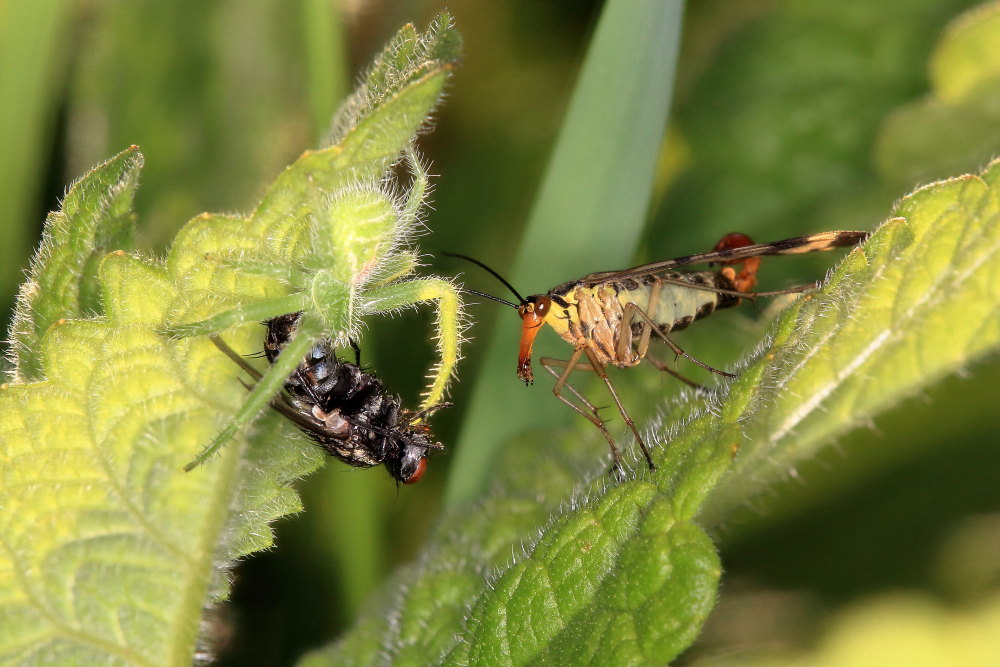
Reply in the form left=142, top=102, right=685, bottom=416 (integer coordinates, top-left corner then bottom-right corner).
left=876, top=1, right=1000, bottom=188
left=931, top=2, right=1000, bottom=103
left=705, top=162, right=1000, bottom=523
left=316, top=159, right=1000, bottom=663
left=324, top=12, right=461, bottom=149
left=450, top=487, right=719, bottom=665
left=7, top=146, right=141, bottom=381
left=0, top=15, right=459, bottom=665
left=251, top=12, right=460, bottom=256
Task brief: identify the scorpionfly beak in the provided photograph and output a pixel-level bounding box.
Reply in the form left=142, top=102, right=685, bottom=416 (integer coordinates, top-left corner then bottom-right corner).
left=517, top=310, right=542, bottom=384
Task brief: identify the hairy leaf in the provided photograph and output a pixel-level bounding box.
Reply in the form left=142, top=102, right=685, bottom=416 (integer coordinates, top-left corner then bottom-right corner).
left=6, top=146, right=141, bottom=381
left=0, top=15, right=459, bottom=665
left=705, top=162, right=1000, bottom=522
left=314, top=159, right=1000, bottom=664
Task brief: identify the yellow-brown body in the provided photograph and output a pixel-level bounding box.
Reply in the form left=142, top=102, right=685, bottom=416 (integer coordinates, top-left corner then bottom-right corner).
left=517, top=270, right=739, bottom=382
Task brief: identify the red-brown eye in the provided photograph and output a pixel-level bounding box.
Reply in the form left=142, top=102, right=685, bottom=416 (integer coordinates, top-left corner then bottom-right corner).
left=534, top=297, right=551, bottom=317
left=404, top=457, right=427, bottom=484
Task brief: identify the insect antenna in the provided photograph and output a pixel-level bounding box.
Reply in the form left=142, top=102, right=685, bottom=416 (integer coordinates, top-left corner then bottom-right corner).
left=444, top=252, right=525, bottom=307
left=210, top=335, right=263, bottom=380
left=460, top=288, right=519, bottom=308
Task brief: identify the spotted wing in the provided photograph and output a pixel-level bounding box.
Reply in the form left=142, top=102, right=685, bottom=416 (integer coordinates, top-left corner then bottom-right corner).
left=579, top=230, right=868, bottom=287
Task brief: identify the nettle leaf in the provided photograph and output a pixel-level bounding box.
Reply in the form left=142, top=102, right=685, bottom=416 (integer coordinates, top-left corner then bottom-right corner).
left=705, top=161, right=1000, bottom=522
left=6, top=146, right=141, bottom=381
left=0, top=15, right=459, bottom=665
left=312, top=161, right=1000, bottom=664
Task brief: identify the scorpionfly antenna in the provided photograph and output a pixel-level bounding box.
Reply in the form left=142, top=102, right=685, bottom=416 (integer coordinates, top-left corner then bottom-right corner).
left=444, top=252, right=525, bottom=307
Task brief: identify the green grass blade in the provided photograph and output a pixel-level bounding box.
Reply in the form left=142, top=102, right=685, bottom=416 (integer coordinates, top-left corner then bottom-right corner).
left=0, top=0, right=72, bottom=319
left=301, top=0, right=348, bottom=142
left=447, top=0, right=686, bottom=507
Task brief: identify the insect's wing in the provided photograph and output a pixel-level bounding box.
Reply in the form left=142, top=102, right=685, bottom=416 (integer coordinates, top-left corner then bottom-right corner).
left=579, top=230, right=868, bottom=286
left=270, top=396, right=351, bottom=442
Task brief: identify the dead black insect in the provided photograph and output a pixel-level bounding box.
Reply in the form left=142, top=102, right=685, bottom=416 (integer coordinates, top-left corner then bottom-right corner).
left=211, top=312, right=447, bottom=484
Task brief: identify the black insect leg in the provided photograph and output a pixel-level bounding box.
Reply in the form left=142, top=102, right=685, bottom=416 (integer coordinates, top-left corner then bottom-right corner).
left=410, top=402, right=452, bottom=425
left=213, top=334, right=347, bottom=439
left=211, top=335, right=263, bottom=380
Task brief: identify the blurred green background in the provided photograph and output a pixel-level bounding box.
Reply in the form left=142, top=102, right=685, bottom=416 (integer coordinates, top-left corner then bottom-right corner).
left=3, top=0, right=999, bottom=664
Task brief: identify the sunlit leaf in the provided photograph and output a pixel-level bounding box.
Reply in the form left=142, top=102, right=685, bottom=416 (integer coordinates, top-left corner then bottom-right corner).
left=0, top=15, right=459, bottom=664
